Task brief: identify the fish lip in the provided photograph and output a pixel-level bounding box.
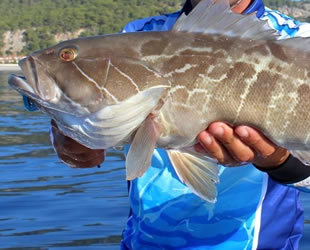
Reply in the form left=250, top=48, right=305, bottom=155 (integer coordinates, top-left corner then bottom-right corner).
left=8, top=55, right=39, bottom=97
left=8, top=74, right=35, bottom=95
left=9, top=56, right=45, bottom=104
left=18, top=56, right=40, bottom=94
left=8, top=74, right=42, bottom=111
left=26, top=56, right=39, bottom=93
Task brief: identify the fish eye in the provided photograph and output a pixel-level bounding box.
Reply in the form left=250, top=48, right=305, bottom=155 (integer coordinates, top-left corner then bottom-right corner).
left=59, top=48, right=77, bottom=62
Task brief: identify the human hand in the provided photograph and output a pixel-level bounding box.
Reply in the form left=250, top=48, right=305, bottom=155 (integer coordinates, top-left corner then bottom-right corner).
left=50, top=120, right=106, bottom=168
left=195, top=122, right=290, bottom=169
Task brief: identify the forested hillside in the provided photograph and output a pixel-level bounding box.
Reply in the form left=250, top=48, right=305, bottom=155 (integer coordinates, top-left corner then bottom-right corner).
left=0, top=0, right=184, bottom=56
left=0, top=0, right=309, bottom=57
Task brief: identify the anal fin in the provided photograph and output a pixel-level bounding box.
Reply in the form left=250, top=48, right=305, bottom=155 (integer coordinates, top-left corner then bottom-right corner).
left=126, top=115, right=160, bottom=180
left=167, top=150, right=219, bottom=203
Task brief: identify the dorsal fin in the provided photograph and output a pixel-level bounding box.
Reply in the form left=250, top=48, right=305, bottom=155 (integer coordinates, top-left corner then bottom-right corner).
left=172, top=0, right=278, bottom=40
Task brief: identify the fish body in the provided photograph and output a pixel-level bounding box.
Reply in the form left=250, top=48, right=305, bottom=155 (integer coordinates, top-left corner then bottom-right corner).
left=8, top=0, right=310, bottom=202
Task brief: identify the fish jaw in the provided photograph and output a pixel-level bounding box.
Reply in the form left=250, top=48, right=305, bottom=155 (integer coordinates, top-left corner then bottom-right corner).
left=22, top=56, right=59, bottom=102
left=8, top=74, right=35, bottom=96
left=8, top=56, right=60, bottom=107
left=8, top=57, right=39, bottom=97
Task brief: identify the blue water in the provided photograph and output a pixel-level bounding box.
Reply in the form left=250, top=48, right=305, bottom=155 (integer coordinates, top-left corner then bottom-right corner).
left=0, top=70, right=309, bottom=249
left=0, top=70, right=128, bottom=249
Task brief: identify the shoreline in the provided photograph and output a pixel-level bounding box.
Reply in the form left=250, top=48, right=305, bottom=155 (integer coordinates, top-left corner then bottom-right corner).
left=0, top=64, right=20, bottom=71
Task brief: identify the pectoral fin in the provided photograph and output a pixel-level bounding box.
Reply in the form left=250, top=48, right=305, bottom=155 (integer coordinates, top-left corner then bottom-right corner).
left=126, top=115, right=160, bottom=180
left=82, top=86, right=168, bottom=149
left=167, top=150, right=219, bottom=202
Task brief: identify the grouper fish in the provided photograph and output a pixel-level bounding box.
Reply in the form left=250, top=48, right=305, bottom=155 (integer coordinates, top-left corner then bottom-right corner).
left=8, top=0, right=310, bottom=202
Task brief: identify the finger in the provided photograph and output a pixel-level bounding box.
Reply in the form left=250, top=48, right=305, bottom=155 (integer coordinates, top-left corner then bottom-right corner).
left=60, top=151, right=105, bottom=168
left=62, top=137, right=96, bottom=154
left=51, top=122, right=94, bottom=154
left=62, top=157, right=102, bottom=168
left=51, top=119, right=82, bottom=152
left=50, top=119, right=106, bottom=167
left=235, top=125, right=290, bottom=167
left=197, top=130, right=237, bottom=165
left=208, top=122, right=255, bottom=163
left=234, top=126, right=276, bottom=158
left=62, top=148, right=105, bottom=163
left=52, top=128, right=105, bottom=163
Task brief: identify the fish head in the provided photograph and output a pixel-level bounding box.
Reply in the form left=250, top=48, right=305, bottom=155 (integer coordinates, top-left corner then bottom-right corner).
left=9, top=37, right=117, bottom=114
left=9, top=34, right=170, bottom=149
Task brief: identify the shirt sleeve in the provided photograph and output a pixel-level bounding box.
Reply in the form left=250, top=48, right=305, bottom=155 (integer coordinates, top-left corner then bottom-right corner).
left=262, top=7, right=310, bottom=38
left=121, top=14, right=172, bottom=33
left=121, top=22, right=136, bottom=33
left=255, top=156, right=310, bottom=190
left=243, top=0, right=265, bottom=17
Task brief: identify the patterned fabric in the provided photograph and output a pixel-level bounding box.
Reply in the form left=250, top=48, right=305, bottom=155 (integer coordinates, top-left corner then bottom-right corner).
left=122, top=148, right=267, bottom=249
left=262, top=7, right=310, bottom=38
left=121, top=2, right=308, bottom=250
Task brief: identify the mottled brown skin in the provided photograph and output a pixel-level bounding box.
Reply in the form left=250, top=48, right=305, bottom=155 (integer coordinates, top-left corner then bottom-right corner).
left=51, top=0, right=289, bottom=169
left=189, top=1, right=289, bottom=169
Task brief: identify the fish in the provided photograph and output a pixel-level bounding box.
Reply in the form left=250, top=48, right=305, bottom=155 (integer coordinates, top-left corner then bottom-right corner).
left=8, top=0, right=310, bottom=202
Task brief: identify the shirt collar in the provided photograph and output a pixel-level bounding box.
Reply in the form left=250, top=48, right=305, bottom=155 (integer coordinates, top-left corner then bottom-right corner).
left=181, top=0, right=265, bottom=17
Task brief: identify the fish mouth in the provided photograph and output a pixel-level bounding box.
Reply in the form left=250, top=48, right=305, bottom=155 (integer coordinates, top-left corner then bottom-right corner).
left=8, top=74, right=42, bottom=111
left=8, top=56, right=40, bottom=96
left=8, top=56, right=58, bottom=111
left=8, top=74, right=33, bottom=94
left=8, top=58, right=88, bottom=116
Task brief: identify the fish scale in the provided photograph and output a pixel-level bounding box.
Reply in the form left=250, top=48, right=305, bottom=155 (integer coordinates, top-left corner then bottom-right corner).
left=8, top=0, right=310, bottom=202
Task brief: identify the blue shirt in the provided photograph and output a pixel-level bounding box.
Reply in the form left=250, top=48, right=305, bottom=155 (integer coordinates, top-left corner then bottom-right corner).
left=120, top=1, right=310, bottom=249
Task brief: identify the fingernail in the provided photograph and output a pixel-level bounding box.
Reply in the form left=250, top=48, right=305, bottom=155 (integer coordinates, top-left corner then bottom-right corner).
left=213, top=126, right=224, bottom=138
left=236, top=127, right=248, bottom=138
left=198, top=131, right=212, bottom=145
left=204, top=134, right=212, bottom=145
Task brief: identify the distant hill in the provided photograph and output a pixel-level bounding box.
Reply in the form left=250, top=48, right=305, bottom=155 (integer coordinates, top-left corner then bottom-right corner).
left=0, top=0, right=184, bottom=56
left=278, top=2, right=310, bottom=21
left=0, top=0, right=309, bottom=57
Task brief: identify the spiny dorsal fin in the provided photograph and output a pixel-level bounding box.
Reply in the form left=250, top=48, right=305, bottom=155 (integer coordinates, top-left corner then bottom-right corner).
left=167, top=150, right=219, bottom=202
left=172, top=0, right=278, bottom=40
